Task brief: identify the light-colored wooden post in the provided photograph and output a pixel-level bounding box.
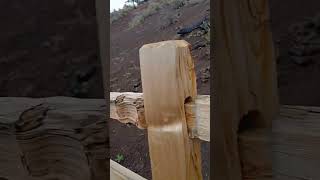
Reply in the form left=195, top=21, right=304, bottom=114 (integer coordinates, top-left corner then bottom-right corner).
left=139, top=40, right=202, bottom=180
left=213, top=0, right=278, bottom=179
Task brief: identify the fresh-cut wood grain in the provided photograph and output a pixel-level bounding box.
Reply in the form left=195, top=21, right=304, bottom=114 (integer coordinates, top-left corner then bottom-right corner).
left=139, top=40, right=203, bottom=180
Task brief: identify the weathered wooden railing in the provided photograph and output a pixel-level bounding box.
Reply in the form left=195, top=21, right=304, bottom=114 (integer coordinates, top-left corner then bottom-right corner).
left=0, top=97, right=107, bottom=180
left=109, top=15, right=320, bottom=180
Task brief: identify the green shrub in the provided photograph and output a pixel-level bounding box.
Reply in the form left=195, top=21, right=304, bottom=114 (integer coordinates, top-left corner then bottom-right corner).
left=115, top=154, right=124, bottom=163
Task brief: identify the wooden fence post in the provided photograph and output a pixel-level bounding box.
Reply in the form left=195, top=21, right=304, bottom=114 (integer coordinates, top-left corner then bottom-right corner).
left=139, top=40, right=202, bottom=180
left=213, top=0, right=278, bottom=179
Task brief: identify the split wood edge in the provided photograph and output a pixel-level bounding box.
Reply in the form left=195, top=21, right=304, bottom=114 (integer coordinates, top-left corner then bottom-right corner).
left=110, top=92, right=210, bottom=142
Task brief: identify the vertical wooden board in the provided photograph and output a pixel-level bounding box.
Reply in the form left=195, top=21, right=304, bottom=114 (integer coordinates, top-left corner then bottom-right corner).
left=239, top=129, right=272, bottom=180
left=237, top=1, right=278, bottom=179
left=139, top=40, right=202, bottom=180
left=213, top=0, right=246, bottom=179
left=95, top=0, right=108, bottom=99
left=238, top=0, right=279, bottom=127
left=213, top=0, right=278, bottom=179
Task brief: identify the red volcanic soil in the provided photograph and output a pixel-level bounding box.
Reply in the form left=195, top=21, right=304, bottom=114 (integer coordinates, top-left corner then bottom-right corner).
left=0, top=0, right=104, bottom=98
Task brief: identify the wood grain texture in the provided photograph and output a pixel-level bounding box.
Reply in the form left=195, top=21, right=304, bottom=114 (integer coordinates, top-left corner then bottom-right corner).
left=272, top=105, right=320, bottom=180
left=0, top=97, right=107, bottom=180
left=185, top=95, right=210, bottom=142
left=110, top=160, right=147, bottom=180
left=139, top=40, right=202, bottom=180
left=213, top=0, right=278, bottom=179
left=110, top=92, right=210, bottom=141
left=239, top=129, right=272, bottom=180
left=239, top=105, right=320, bottom=180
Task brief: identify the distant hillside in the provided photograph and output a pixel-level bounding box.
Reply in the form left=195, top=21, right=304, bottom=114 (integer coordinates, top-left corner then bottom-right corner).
left=110, top=0, right=210, bottom=94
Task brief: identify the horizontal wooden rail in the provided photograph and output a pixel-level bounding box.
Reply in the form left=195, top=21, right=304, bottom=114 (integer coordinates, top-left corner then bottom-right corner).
left=110, top=160, right=147, bottom=180
left=110, top=92, right=210, bottom=142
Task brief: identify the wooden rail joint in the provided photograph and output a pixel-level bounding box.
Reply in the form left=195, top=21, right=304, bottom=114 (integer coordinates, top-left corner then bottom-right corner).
left=110, top=92, right=210, bottom=142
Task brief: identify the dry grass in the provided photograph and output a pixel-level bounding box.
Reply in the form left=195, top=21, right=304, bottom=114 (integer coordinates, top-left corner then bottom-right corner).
left=129, top=1, right=161, bottom=28
left=110, top=5, right=134, bottom=24
left=129, top=0, right=185, bottom=28
left=204, top=28, right=210, bottom=43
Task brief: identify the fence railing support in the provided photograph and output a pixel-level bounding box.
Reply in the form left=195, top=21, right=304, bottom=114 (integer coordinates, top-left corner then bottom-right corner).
left=139, top=40, right=203, bottom=180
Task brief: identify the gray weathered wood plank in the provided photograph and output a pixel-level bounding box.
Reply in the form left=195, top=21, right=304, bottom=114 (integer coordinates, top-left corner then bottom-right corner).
left=0, top=97, right=107, bottom=180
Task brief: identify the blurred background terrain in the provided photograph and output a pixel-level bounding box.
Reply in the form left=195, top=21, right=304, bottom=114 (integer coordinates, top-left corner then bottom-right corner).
left=0, top=0, right=104, bottom=98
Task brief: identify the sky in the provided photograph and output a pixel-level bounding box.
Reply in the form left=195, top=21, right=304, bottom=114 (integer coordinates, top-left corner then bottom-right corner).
left=110, top=0, right=127, bottom=12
